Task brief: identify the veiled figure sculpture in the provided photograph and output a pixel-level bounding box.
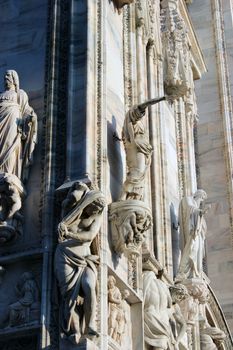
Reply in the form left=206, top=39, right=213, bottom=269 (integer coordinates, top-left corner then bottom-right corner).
left=0, top=70, right=37, bottom=244
left=55, top=182, right=106, bottom=344
left=176, top=190, right=210, bottom=281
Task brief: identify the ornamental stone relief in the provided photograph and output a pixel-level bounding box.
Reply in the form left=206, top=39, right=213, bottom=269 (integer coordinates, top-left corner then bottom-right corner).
left=161, top=0, right=191, bottom=99
left=111, top=0, right=134, bottom=14
left=108, top=276, right=131, bottom=347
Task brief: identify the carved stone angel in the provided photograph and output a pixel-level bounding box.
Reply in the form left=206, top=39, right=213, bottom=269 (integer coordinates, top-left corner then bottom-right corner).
left=54, top=182, right=106, bottom=344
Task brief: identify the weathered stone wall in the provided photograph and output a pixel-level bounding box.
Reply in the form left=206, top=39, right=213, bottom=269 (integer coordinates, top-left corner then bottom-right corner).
left=188, top=0, right=233, bottom=334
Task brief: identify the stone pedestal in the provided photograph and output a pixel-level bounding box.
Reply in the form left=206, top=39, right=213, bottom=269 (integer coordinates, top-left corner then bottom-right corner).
left=60, top=338, right=99, bottom=350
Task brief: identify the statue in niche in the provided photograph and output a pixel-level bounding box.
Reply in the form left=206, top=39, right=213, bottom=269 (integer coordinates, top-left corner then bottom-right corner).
left=54, top=182, right=106, bottom=344
left=176, top=190, right=210, bottom=281
left=108, top=275, right=122, bottom=340
left=108, top=276, right=130, bottom=345
left=8, top=272, right=40, bottom=327
left=120, top=97, right=165, bottom=201
left=143, top=270, right=176, bottom=350
left=116, top=289, right=130, bottom=345
left=0, top=70, right=37, bottom=244
left=111, top=0, right=134, bottom=14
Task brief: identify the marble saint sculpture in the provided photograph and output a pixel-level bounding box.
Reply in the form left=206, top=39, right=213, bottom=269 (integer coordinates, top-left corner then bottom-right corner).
left=0, top=70, right=37, bottom=244
left=176, top=190, right=210, bottom=281
left=54, top=182, right=106, bottom=345
left=110, top=97, right=165, bottom=256
left=120, top=97, right=165, bottom=201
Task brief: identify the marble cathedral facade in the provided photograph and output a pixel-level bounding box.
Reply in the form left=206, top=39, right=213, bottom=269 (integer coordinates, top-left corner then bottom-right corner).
left=0, top=0, right=233, bottom=349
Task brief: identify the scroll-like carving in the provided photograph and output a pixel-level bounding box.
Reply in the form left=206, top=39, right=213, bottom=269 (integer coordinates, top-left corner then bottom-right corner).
left=111, top=0, right=134, bottom=14
left=0, top=70, right=37, bottom=244
left=110, top=97, right=165, bottom=256
left=8, top=272, right=40, bottom=327
left=108, top=276, right=130, bottom=345
left=176, top=190, right=210, bottom=281
left=55, top=182, right=106, bottom=345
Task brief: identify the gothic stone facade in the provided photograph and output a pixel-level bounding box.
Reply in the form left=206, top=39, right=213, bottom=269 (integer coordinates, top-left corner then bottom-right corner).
left=0, top=1, right=232, bottom=350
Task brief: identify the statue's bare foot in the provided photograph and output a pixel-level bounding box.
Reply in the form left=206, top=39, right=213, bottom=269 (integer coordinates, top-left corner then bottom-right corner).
left=87, top=327, right=99, bottom=337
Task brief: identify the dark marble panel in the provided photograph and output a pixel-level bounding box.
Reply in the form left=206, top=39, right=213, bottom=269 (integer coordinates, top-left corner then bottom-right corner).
left=0, top=0, right=48, bottom=248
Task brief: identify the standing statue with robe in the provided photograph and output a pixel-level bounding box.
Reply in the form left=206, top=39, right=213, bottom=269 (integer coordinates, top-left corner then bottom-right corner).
left=176, top=190, right=210, bottom=281
left=0, top=70, right=37, bottom=243
left=120, top=97, right=166, bottom=201
left=0, top=70, right=37, bottom=181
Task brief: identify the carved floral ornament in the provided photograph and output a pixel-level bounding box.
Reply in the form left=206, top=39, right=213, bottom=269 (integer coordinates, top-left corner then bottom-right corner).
left=161, top=0, right=191, bottom=99
left=111, top=0, right=134, bottom=14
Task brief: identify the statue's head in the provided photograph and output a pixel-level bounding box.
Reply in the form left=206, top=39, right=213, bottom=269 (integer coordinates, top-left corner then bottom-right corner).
left=108, top=275, right=116, bottom=289
left=170, top=283, right=189, bottom=303
left=84, top=196, right=106, bottom=216
left=122, top=289, right=130, bottom=300
left=21, top=271, right=34, bottom=282
left=130, top=106, right=144, bottom=123
left=4, top=70, right=19, bottom=91
left=193, top=189, right=207, bottom=202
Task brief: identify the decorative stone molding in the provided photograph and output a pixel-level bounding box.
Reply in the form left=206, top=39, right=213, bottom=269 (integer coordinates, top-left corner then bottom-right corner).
left=8, top=272, right=40, bottom=328
left=161, top=0, right=191, bottom=99
left=110, top=200, right=152, bottom=256
left=108, top=276, right=130, bottom=346
left=0, top=174, right=25, bottom=245
left=0, top=266, right=5, bottom=285
left=111, top=0, right=134, bottom=14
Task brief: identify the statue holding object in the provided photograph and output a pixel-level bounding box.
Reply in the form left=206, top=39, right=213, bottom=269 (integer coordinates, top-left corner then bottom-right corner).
left=0, top=70, right=37, bottom=244
left=110, top=97, right=165, bottom=256
left=120, top=96, right=166, bottom=201
left=55, top=182, right=106, bottom=345
left=176, top=190, right=210, bottom=281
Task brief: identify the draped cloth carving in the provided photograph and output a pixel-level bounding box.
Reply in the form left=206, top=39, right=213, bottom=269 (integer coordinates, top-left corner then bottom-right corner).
left=55, top=182, right=106, bottom=344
